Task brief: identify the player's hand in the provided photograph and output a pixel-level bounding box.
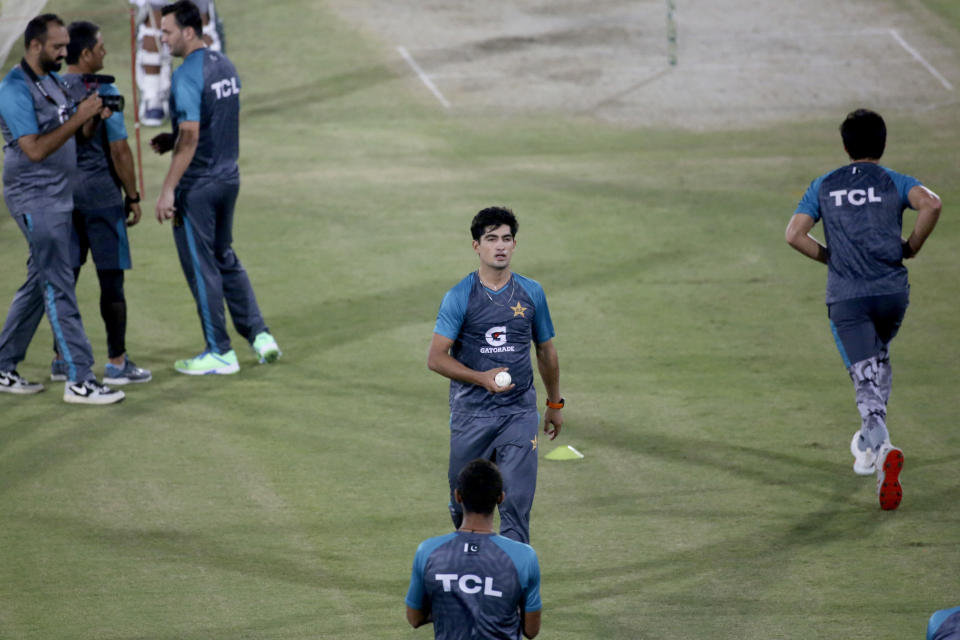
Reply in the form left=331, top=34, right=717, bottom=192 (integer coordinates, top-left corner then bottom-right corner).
left=480, top=367, right=515, bottom=394
left=98, top=106, right=113, bottom=120
left=126, top=201, right=142, bottom=227
left=150, top=132, right=175, bottom=154
left=76, top=93, right=103, bottom=122
left=543, top=407, right=563, bottom=441
left=155, top=188, right=175, bottom=224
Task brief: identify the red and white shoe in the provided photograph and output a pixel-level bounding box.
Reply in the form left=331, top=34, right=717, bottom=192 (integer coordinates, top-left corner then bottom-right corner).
left=876, top=444, right=904, bottom=511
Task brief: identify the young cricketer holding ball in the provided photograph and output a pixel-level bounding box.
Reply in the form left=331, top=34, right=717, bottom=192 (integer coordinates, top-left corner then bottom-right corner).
left=427, top=207, right=563, bottom=544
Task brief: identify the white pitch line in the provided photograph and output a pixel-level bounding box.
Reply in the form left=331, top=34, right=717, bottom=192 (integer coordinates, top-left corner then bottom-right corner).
left=397, top=45, right=451, bottom=109
left=888, top=29, right=953, bottom=91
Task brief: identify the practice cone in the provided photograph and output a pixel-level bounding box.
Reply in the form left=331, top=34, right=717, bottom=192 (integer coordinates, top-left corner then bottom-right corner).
left=545, top=445, right=584, bottom=460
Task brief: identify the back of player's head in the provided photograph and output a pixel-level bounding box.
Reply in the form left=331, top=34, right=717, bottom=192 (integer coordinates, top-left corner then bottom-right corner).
left=24, top=13, right=63, bottom=49
left=66, top=21, right=99, bottom=65
left=162, top=0, right=203, bottom=36
left=456, top=459, right=503, bottom=515
left=471, top=206, right=518, bottom=241
left=841, top=108, right=886, bottom=160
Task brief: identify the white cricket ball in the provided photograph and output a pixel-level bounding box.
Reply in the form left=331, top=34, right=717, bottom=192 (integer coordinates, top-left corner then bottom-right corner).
left=495, top=371, right=512, bottom=388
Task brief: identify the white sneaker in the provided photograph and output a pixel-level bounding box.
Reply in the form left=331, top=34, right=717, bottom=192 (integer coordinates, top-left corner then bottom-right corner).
left=64, top=379, right=125, bottom=405
left=876, top=443, right=904, bottom=511
left=0, top=370, right=44, bottom=394
left=850, top=430, right=878, bottom=476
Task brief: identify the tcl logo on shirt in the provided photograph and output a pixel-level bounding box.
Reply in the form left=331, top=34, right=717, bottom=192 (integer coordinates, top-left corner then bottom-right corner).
left=434, top=574, right=503, bottom=598
left=210, top=77, right=239, bottom=99
left=828, top=188, right=883, bottom=206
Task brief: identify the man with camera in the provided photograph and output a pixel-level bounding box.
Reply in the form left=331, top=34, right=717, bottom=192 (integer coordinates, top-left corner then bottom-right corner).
left=51, top=21, right=152, bottom=387
left=0, top=14, right=124, bottom=404
left=153, top=1, right=280, bottom=375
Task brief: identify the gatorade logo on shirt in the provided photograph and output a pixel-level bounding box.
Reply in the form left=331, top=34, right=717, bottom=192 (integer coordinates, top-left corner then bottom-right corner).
left=482, top=326, right=514, bottom=353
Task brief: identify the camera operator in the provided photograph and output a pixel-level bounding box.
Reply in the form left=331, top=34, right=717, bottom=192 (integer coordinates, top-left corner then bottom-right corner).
left=52, top=21, right=152, bottom=387
left=0, top=13, right=124, bottom=404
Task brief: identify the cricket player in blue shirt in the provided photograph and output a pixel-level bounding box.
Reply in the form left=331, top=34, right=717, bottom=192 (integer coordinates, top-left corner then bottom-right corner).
left=406, top=458, right=542, bottom=639
left=929, top=606, right=960, bottom=640
left=428, top=207, right=563, bottom=543
left=54, top=20, right=152, bottom=387
left=786, top=109, right=942, bottom=511
left=0, top=14, right=124, bottom=404
left=153, top=0, right=279, bottom=375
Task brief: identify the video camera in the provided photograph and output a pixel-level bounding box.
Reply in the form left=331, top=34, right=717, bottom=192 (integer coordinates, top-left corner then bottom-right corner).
left=81, top=74, right=125, bottom=113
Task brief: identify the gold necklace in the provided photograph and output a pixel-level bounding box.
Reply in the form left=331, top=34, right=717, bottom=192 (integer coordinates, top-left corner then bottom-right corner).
left=476, top=272, right=516, bottom=307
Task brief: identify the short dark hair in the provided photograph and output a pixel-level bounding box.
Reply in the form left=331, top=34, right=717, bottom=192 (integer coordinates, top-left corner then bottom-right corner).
left=470, top=206, right=518, bottom=241
left=841, top=109, right=886, bottom=160
left=456, top=459, right=503, bottom=515
left=66, top=21, right=99, bottom=65
left=24, top=13, right=64, bottom=49
left=162, top=0, right=203, bottom=36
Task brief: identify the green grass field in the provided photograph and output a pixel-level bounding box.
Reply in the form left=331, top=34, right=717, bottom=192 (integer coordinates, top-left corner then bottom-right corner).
left=1, top=1, right=958, bottom=638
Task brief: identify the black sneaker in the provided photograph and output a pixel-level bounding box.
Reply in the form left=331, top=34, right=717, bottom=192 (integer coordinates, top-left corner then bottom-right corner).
left=63, top=379, right=125, bottom=405
left=0, top=370, right=44, bottom=394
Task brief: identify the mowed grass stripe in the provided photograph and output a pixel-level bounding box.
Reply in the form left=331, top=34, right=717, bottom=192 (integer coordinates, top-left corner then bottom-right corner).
left=1, top=1, right=958, bottom=638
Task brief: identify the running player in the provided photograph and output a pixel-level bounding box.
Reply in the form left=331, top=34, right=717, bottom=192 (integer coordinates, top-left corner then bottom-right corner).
left=786, top=108, right=942, bottom=510
left=428, top=206, right=563, bottom=543
left=406, top=458, right=542, bottom=639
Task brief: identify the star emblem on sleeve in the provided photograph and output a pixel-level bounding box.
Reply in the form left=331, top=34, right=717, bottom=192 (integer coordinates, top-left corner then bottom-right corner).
left=511, top=302, right=527, bottom=318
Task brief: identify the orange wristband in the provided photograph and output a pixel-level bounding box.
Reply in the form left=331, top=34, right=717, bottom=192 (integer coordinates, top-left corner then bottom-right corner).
left=546, top=398, right=564, bottom=409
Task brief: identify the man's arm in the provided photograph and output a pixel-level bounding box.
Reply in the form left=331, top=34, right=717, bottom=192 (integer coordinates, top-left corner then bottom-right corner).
left=16, top=92, right=102, bottom=162
left=785, top=213, right=828, bottom=264
left=535, top=339, right=562, bottom=440
left=427, top=332, right=514, bottom=394
left=155, top=121, right=199, bottom=223
left=406, top=606, right=430, bottom=628
left=903, top=185, right=942, bottom=259
left=108, top=137, right=142, bottom=226
left=523, top=610, right=541, bottom=639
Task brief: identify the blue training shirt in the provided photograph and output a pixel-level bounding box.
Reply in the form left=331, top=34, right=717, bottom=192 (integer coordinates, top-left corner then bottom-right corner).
left=795, top=162, right=920, bottom=304
left=434, top=272, right=555, bottom=417
left=929, top=607, right=960, bottom=640
left=406, top=531, right=541, bottom=640
left=60, top=74, right=127, bottom=210
left=170, top=47, right=240, bottom=189
left=0, top=66, right=76, bottom=212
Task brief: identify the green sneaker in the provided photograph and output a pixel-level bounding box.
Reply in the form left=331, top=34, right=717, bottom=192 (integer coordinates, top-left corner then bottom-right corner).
left=252, top=331, right=281, bottom=364
left=174, top=349, right=239, bottom=375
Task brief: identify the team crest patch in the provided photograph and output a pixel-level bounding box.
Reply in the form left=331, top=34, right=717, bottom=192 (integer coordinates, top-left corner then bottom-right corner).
left=511, top=302, right=526, bottom=317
